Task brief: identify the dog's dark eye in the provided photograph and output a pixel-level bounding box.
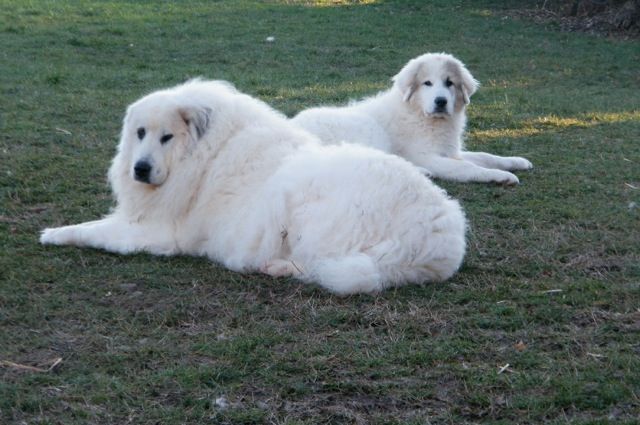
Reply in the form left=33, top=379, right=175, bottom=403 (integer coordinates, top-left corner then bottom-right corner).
left=424, top=81, right=432, bottom=86
left=160, top=134, right=174, bottom=144
left=445, top=79, right=454, bottom=87
left=137, top=127, right=146, bottom=140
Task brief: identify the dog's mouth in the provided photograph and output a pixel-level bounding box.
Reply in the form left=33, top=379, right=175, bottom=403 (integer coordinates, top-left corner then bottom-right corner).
left=425, top=110, right=450, bottom=119
left=134, top=174, right=151, bottom=184
left=133, top=175, right=163, bottom=188
left=434, top=104, right=449, bottom=114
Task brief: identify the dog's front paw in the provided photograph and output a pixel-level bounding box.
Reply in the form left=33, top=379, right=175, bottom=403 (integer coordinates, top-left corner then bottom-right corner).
left=509, top=157, right=533, bottom=171
left=489, top=170, right=520, bottom=185
left=40, top=226, right=77, bottom=246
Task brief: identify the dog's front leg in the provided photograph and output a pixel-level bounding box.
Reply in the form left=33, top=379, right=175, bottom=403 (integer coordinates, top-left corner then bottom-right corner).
left=40, top=216, right=177, bottom=255
left=416, top=155, right=520, bottom=185
left=459, top=151, right=533, bottom=171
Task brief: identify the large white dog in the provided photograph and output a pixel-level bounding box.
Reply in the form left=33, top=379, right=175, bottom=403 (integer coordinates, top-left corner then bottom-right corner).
left=40, top=80, right=467, bottom=295
left=293, top=53, right=533, bottom=184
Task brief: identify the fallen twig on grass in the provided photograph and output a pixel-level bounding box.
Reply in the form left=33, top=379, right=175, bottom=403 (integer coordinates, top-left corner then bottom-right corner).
left=0, top=357, right=63, bottom=373
left=498, top=363, right=514, bottom=374
left=540, top=289, right=563, bottom=294
left=54, top=127, right=72, bottom=135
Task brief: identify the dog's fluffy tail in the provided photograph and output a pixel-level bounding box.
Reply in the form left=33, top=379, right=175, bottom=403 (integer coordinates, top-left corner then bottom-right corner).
left=310, top=254, right=382, bottom=295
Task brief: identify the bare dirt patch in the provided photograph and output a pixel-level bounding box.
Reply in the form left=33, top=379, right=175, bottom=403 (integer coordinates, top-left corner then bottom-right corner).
left=507, top=0, right=640, bottom=39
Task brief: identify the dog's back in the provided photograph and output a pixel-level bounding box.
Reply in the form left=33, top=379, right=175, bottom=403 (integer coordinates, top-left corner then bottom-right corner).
left=293, top=106, right=392, bottom=152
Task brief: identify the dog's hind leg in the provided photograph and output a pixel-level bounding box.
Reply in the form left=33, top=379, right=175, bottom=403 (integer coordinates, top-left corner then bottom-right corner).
left=260, top=259, right=305, bottom=278
left=415, top=166, right=433, bottom=177
left=308, top=254, right=383, bottom=295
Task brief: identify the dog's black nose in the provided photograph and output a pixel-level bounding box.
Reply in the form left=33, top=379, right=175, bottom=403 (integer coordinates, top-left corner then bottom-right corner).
left=434, top=97, right=448, bottom=108
left=134, top=160, right=152, bottom=183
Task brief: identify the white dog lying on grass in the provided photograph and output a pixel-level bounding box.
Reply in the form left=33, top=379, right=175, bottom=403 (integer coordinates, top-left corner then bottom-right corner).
left=40, top=79, right=467, bottom=295
left=293, top=52, right=533, bottom=185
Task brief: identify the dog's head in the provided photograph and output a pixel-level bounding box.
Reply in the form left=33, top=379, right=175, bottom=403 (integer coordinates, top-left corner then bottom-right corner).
left=116, top=82, right=228, bottom=187
left=122, top=99, right=211, bottom=186
left=392, top=53, right=479, bottom=118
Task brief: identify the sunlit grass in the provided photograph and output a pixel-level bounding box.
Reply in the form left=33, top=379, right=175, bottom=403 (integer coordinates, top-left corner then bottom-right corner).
left=472, top=111, right=640, bottom=140
left=279, top=0, right=379, bottom=6
left=532, top=111, right=640, bottom=127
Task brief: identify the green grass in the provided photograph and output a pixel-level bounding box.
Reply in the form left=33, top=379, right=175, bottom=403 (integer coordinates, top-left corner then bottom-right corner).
left=1, top=0, right=639, bottom=423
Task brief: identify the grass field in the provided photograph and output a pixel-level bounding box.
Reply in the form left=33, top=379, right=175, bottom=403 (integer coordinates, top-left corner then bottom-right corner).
left=1, top=0, right=639, bottom=423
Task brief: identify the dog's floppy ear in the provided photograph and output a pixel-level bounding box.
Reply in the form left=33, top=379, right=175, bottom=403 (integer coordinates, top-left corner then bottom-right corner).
left=457, top=63, right=480, bottom=105
left=179, top=106, right=212, bottom=140
left=392, top=58, right=422, bottom=102
left=445, top=56, right=479, bottom=106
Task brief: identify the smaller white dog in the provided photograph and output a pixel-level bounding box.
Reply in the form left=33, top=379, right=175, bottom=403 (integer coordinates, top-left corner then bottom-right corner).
left=40, top=80, right=467, bottom=295
left=293, top=53, right=533, bottom=184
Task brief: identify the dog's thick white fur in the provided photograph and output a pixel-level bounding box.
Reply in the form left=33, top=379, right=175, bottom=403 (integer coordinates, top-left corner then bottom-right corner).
left=40, top=80, right=467, bottom=295
left=293, top=53, right=533, bottom=185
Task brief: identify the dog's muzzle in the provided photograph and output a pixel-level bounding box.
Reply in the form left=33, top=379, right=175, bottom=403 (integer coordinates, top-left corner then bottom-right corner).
left=133, top=160, right=152, bottom=184
left=433, top=97, right=448, bottom=114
